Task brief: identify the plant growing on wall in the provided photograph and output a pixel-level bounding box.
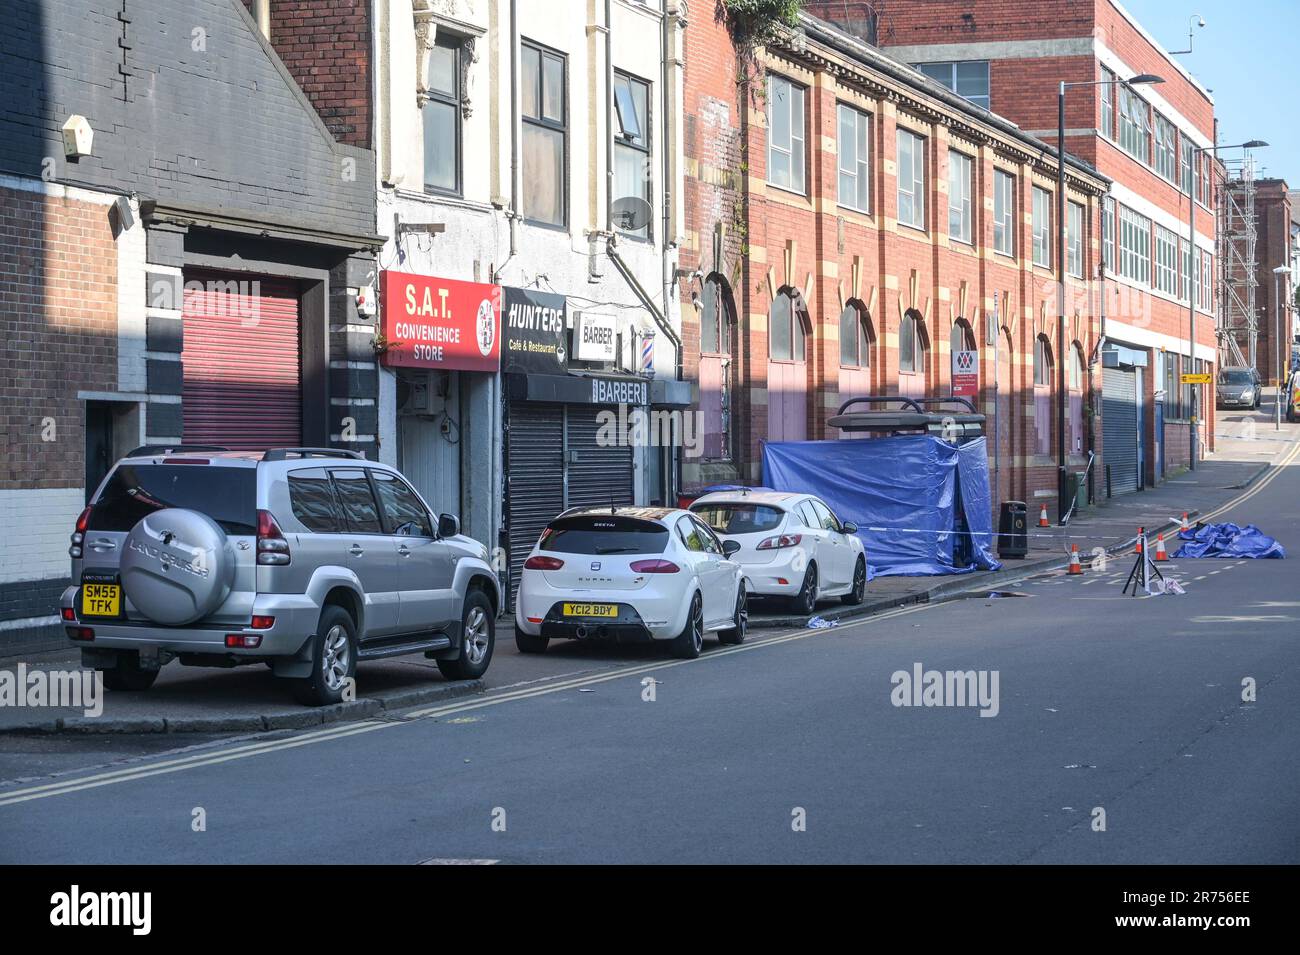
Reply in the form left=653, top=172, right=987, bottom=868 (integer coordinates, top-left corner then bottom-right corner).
left=722, top=0, right=805, bottom=93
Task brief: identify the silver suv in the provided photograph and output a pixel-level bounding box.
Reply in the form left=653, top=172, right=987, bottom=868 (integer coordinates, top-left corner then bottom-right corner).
left=62, top=447, right=500, bottom=705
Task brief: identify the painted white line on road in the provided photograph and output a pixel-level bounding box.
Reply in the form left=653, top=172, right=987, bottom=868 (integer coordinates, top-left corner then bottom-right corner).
left=0, top=604, right=932, bottom=807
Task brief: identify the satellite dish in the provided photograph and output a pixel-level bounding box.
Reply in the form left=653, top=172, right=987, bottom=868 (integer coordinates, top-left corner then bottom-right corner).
left=611, top=196, right=652, bottom=232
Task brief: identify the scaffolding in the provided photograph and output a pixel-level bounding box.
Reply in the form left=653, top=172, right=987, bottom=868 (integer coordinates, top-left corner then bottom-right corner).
left=1217, top=155, right=1258, bottom=369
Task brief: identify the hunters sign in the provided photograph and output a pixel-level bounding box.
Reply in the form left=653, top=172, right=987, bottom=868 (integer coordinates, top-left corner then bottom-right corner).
left=380, top=271, right=501, bottom=372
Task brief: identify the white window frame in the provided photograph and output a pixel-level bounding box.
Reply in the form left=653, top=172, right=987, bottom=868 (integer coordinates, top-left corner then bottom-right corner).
left=766, top=74, right=806, bottom=195
left=1118, top=205, right=1152, bottom=285
left=1155, top=225, right=1178, bottom=295
left=1067, top=201, right=1084, bottom=278
left=896, top=128, right=926, bottom=231
left=948, top=150, right=973, bottom=245
left=836, top=103, right=870, bottom=213
left=1032, top=186, right=1051, bottom=269
left=992, top=169, right=1014, bottom=257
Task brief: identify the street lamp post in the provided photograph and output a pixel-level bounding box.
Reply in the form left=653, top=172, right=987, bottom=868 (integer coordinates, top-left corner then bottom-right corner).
left=1274, top=265, right=1291, bottom=431
left=1056, top=73, right=1162, bottom=523
left=1187, top=140, right=1266, bottom=465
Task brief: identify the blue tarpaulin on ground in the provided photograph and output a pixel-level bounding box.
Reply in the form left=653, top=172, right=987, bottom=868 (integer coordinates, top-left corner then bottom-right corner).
left=1173, top=523, right=1286, bottom=559
left=761, top=434, right=1001, bottom=577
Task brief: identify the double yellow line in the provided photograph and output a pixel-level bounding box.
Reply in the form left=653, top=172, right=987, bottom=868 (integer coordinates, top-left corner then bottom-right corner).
left=7, top=441, right=1293, bottom=810
left=0, top=604, right=930, bottom=808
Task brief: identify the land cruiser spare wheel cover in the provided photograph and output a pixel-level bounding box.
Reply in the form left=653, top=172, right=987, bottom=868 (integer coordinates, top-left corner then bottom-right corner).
left=120, top=508, right=236, bottom=625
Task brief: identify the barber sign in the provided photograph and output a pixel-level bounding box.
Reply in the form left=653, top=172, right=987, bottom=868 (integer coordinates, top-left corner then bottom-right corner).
left=575, top=312, right=617, bottom=362
left=952, top=349, right=979, bottom=398
left=380, top=271, right=501, bottom=372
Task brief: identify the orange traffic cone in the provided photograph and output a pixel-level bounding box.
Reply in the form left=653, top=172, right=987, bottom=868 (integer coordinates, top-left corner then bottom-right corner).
left=1134, top=531, right=1144, bottom=555
left=1180, top=512, right=1189, bottom=532
left=1068, top=544, right=1083, bottom=575
left=1154, top=534, right=1168, bottom=562
left=1039, top=505, right=1050, bottom=527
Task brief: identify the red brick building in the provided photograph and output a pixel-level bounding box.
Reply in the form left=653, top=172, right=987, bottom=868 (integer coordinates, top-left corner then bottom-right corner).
left=680, top=10, right=1108, bottom=519
left=1227, top=178, right=1294, bottom=385
left=828, top=0, right=1225, bottom=490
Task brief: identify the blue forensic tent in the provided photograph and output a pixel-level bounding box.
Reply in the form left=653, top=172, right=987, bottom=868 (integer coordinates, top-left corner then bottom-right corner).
left=1174, top=523, right=1286, bottom=559
left=762, top=434, right=1001, bottom=577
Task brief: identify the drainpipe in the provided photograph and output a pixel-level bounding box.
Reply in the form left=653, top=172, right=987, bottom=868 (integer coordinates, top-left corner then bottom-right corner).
left=493, top=0, right=520, bottom=283
left=254, top=0, right=271, bottom=40
left=605, top=0, right=614, bottom=235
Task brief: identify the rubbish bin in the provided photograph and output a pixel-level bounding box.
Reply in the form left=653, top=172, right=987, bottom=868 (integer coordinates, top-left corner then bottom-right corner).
left=1073, top=472, right=1088, bottom=512
left=998, top=501, right=1028, bottom=559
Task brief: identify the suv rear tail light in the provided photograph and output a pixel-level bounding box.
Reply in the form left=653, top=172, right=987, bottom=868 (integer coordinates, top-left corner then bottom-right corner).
left=67, top=627, right=94, bottom=641
left=249, top=615, right=275, bottom=629
left=756, top=534, right=802, bottom=550
left=69, top=506, right=92, bottom=558
left=630, top=559, right=681, bottom=573
left=225, top=633, right=263, bottom=649
left=61, top=607, right=76, bottom=621
left=524, top=555, right=564, bottom=571
left=256, top=509, right=291, bottom=565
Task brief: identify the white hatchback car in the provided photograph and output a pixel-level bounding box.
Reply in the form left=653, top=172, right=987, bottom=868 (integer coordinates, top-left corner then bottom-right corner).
left=690, top=491, right=867, bottom=614
left=514, top=506, right=748, bottom=659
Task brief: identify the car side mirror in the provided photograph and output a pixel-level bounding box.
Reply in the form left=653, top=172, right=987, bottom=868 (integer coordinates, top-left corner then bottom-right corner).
left=437, top=513, right=460, bottom=539
left=722, top=539, right=741, bottom=557
left=841, top=522, right=859, bottom=535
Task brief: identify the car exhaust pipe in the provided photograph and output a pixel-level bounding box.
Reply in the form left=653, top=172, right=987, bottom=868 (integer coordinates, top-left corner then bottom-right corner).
left=575, top=626, right=589, bottom=639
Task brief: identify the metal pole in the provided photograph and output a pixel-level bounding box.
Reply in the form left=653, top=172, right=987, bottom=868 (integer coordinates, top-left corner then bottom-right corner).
left=1057, top=84, right=1068, bottom=522
left=1277, top=272, right=1284, bottom=431
left=1188, top=166, right=1198, bottom=469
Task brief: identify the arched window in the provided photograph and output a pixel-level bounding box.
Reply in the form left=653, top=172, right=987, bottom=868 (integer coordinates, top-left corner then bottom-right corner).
left=699, top=277, right=734, bottom=460
left=1034, top=334, right=1054, bottom=386
left=1068, top=341, right=1085, bottom=390
left=700, top=278, right=730, bottom=356
left=1034, top=334, right=1054, bottom=456
left=1068, top=341, right=1086, bottom=455
left=899, top=312, right=927, bottom=374
left=839, top=302, right=874, bottom=368
left=770, top=288, right=808, bottom=361
left=950, top=318, right=975, bottom=353
left=768, top=288, right=810, bottom=442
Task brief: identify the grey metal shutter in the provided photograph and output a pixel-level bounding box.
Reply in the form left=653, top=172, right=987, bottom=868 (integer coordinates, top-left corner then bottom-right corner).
left=1102, top=367, right=1139, bottom=495
left=565, top=405, right=634, bottom=511
left=506, top=402, right=565, bottom=609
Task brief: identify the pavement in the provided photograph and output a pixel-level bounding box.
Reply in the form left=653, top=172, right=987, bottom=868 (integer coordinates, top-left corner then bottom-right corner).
left=0, top=402, right=1293, bottom=739
left=0, top=397, right=1297, bottom=863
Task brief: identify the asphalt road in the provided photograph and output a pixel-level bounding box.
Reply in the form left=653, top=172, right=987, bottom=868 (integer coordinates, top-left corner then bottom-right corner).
left=2, top=424, right=1297, bottom=863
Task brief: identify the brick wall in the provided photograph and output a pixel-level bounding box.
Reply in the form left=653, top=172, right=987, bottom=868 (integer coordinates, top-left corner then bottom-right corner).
left=241, top=0, right=372, bottom=147
left=681, top=12, right=1107, bottom=520
left=0, top=183, right=117, bottom=491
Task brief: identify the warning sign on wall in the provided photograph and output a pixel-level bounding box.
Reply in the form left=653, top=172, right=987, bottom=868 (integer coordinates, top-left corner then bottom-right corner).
left=952, top=349, right=979, bottom=398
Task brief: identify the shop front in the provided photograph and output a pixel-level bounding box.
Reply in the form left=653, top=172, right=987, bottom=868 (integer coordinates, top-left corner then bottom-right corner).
left=499, top=285, right=689, bottom=607
left=380, top=270, right=501, bottom=520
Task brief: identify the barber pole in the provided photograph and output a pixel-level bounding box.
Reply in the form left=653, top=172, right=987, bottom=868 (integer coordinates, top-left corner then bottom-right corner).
left=641, top=334, right=655, bottom=376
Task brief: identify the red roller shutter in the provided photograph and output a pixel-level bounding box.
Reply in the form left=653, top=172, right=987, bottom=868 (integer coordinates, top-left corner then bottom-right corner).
left=182, top=271, right=302, bottom=450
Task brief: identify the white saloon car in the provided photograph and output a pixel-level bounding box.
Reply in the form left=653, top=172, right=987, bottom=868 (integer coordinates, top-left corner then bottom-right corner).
left=690, top=491, right=866, bottom=613
left=514, top=507, right=748, bottom=659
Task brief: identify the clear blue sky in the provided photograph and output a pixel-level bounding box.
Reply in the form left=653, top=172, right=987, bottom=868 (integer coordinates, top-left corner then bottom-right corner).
left=1121, top=0, right=1297, bottom=186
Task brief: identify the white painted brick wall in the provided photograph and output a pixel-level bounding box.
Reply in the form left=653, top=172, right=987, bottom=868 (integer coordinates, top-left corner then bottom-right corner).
left=0, top=488, right=84, bottom=584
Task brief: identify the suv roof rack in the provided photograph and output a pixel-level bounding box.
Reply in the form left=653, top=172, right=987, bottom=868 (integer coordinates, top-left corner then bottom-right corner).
left=126, top=444, right=230, bottom=457
left=262, top=447, right=365, bottom=461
